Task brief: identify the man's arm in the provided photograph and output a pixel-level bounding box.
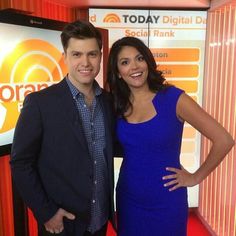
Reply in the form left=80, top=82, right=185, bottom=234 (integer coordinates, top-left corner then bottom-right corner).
left=10, top=93, right=58, bottom=224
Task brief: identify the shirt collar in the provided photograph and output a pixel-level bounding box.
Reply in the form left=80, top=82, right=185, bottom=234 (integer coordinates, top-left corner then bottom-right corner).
left=66, top=76, right=102, bottom=99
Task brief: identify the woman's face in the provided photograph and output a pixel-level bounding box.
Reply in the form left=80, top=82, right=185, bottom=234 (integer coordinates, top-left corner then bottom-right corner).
left=117, top=46, right=148, bottom=90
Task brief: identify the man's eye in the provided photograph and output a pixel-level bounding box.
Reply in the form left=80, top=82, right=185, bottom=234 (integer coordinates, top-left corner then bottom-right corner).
left=89, top=53, right=98, bottom=57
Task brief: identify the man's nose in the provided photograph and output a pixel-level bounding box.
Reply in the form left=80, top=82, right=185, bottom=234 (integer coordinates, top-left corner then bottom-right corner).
left=81, top=55, right=89, bottom=66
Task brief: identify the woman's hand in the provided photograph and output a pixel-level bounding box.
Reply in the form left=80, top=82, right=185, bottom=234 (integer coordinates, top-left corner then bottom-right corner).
left=162, top=166, right=198, bottom=191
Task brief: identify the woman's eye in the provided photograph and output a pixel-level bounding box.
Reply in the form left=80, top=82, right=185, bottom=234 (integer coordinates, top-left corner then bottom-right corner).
left=121, top=60, right=128, bottom=65
left=138, top=55, right=144, bottom=61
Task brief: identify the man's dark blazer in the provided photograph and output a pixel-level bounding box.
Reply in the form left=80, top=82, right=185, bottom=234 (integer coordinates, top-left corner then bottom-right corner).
left=10, top=78, right=116, bottom=234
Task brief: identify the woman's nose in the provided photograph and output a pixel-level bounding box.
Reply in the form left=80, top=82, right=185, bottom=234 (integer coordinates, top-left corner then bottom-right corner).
left=130, top=60, right=138, bottom=69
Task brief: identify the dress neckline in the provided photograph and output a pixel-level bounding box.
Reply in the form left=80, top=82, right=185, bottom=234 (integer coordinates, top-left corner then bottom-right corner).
left=122, top=92, right=160, bottom=125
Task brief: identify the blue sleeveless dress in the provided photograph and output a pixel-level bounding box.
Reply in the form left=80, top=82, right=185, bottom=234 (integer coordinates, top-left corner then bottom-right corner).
left=116, top=86, right=188, bottom=236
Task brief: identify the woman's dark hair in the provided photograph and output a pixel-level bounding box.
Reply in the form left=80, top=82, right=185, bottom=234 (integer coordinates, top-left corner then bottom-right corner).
left=60, top=20, right=102, bottom=52
left=107, top=36, right=168, bottom=118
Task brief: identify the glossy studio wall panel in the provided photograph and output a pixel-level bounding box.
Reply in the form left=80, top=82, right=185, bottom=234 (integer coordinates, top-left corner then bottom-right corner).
left=199, top=4, right=236, bottom=236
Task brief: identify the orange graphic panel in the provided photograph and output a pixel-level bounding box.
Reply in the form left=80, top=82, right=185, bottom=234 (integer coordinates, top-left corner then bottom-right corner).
left=167, top=80, right=198, bottom=93
left=152, top=48, right=200, bottom=62
left=181, top=141, right=196, bottom=153
left=0, top=39, right=67, bottom=135
left=0, top=39, right=66, bottom=83
left=183, top=127, right=197, bottom=139
left=158, top=64, right=199, bottom=78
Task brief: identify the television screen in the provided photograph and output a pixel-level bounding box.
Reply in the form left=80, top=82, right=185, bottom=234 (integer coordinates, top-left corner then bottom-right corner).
left=0, top=11, right=67, bottom=156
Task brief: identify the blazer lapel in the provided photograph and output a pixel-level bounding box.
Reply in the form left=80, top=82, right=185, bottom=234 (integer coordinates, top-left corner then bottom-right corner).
left=57, top=79, right=89, bottom=153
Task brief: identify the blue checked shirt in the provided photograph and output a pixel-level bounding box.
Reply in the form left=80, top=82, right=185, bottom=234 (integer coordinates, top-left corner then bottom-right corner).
left=66, top=78, right=109, bottom=233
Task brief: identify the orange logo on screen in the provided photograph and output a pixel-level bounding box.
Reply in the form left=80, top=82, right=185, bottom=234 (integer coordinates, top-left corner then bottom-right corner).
left=103, top=14, right=121, bottom=23
left=0, top=39, right=67, bottom=134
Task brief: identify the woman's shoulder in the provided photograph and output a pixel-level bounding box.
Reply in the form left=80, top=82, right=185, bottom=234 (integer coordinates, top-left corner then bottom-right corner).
left=157, top=85, right=184, bottom=98
left=163, top=85, right=184, bottom=94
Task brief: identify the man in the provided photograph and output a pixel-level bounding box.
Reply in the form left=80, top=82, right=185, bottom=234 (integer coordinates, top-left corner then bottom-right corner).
left=10, top=20, right=116, bottom=236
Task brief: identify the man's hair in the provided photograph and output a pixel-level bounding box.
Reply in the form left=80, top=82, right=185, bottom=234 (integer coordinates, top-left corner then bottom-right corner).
left=60, top=20, right=102, bottom=52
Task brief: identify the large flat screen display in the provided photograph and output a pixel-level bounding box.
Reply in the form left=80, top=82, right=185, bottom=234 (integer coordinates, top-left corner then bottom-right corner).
left=0, top=11, right=67, bottom=156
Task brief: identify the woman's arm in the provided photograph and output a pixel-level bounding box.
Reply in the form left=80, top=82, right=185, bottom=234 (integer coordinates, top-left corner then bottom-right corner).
left=163, top=93, right=235, bottom=191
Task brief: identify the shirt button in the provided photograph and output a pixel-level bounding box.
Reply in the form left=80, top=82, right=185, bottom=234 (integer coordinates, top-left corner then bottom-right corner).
left=94, top=180, right=97, bottom=184
left=83, top=104, right=86, bottom=107
left=92, top=199, right=96, bottom=204
left=94, top=161, right=97, bottom=164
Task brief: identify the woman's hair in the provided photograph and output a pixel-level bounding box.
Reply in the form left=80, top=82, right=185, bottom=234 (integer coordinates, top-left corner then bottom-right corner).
left=60, top=20, right=102, bottom=52
left=107, top=36, right=168, bottom=118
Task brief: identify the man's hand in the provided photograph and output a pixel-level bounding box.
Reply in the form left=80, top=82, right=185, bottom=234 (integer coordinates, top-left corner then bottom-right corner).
left=44, top=208, right=75, bottom=234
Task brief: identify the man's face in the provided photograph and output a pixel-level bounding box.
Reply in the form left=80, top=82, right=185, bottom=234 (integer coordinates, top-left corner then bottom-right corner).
left=64, top=37, right=102, bottom=88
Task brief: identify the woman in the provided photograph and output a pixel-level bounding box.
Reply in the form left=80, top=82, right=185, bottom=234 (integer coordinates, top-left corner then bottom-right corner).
left=107, top=37, right=234, bottom=236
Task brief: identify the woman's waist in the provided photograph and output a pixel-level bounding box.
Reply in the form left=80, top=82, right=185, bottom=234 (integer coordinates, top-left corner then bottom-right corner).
left=120, top=160, right=181, bottom=173
left=116, top=183, right=188, bottom=207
